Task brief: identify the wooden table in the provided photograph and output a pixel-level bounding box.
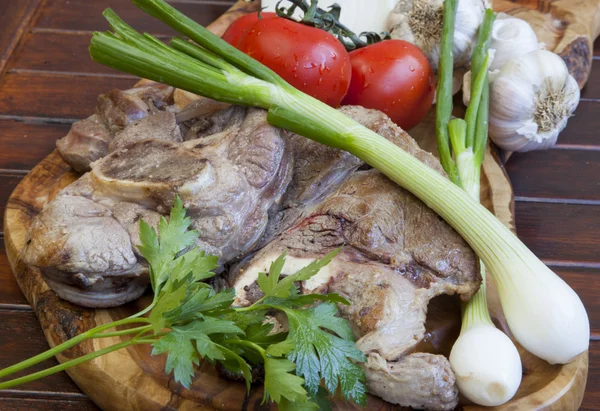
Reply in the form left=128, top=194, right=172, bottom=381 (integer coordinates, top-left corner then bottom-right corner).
left=0, top=1, right=598, bottom=410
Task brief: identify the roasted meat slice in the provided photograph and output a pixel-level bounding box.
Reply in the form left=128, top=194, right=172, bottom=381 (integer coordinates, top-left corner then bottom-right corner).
left=25, top=107, right=292, bottom=307
left=56, top=83, right=175, bottom=172
left=230, top=170, right=479, bottom=410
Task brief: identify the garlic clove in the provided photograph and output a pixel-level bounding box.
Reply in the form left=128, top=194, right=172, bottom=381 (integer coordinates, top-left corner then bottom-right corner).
left=488, top=13, right=539, bottom=72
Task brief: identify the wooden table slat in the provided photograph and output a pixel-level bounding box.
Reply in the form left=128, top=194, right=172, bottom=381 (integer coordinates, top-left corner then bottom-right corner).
left=0, top=241, right=30, bottom=307
left=0, top=397, right=98, bottom=411
left=0, top=0, right=41, bottom=78
left=0, top=120, right=69, bottom=171
left=556, top=100, right=600, bottom=148
left=581, top=340, right=600, bottom=410
left=0, top=73, right=134, bottom=119
left=515, top=202, right=600, bottom=265
left=33, top=0, right=234, bottom=34
left=8, top=32, right=129, bottom=76
left=507, top=149, right=600, bottom=202
left=0, top=310, right=88, bottom=395
left=0, top=175, right=23, bottom=234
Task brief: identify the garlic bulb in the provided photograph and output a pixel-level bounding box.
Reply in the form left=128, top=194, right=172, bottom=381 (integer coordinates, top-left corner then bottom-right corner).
left=388, top=0, right=488, bottom=70
left=489, top=49, right=580, bottom=152
left=463, top=14, right=539, bottom=105
left=488, top=13, right=540, bottom=72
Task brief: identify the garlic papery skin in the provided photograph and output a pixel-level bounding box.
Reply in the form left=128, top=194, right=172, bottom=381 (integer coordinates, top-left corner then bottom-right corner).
left=488, top=13, right=539, bottom=72
left=450, top=325, right=522, bottom=406
left=388, top=0, right=488, bottom=71
left=489, top=49, right=580, bottom=152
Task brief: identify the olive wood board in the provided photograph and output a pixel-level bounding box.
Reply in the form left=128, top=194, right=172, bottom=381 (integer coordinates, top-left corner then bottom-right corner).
left=2, top=1, right=591, bottom=410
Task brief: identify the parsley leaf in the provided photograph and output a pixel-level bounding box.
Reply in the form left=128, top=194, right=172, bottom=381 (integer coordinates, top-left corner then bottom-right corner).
left=263, top=357, right=307, bottom=404
left=151, top=328, right=199, bottom=388
left=137, top=196, right=199, bottom=293
left=279, top=302, right=367, bottom=405
left=257, top=248, right=341, bottom=299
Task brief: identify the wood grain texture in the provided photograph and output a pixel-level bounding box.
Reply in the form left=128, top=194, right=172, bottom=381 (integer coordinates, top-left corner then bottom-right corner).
left=33, top=0, right=233, bottom=34
left=0, top=0, right=41, bottom=78
left=0, top=174, right=23, bottom=234
left=581, top=61, right=600, bottom=99
left=0, top=73, right=133, bottom=119
left=557, top=101, right=600, bottom=147
left=507, top=149, right=600, bottom=201
left=515, top=202, right=600, bottom=264
left=494, top=0, right=600, bottom=88
left=0, top=310, right=86, bottom=395
left=580, top=341, right=600, bottom=410
left=9, top=32, right=127, bottom=75
left=0, top=397, right=98, bottom=411
left=0, top=241, right=29, bottom=307
left=0, top=120, right=70, bottom=171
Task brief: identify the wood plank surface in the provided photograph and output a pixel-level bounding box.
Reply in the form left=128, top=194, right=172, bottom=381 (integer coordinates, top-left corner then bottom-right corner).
left=9, top=32, right=127, bottom=76
left=0, top=241, right=29, bottom=307
left=0, top=310, right=84, bottom=394
left=0, top=175, right=23, bottom=234
left=0, top=120, right=69, bottom=171
left=34, top=0, right=233, bottom=34
left=580, top=341, right=600, bottom=410
left=507, top=149, right=600, bottom=202
left=0, top=0, right=41, bottom=77
left=0, top=72, right=134, bottom=119
left=0, top=397, right=99, bottom=411
left=557, top=100, right=600, bottom=147
left=515, top=202, right=600, bottom=265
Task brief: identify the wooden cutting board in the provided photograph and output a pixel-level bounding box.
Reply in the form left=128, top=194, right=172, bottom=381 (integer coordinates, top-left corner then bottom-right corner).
left=3, top=1, right=596, bottom=410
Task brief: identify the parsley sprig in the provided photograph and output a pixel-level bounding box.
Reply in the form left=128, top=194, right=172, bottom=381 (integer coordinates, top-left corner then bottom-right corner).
left=0, top=198, right=367, bottom=408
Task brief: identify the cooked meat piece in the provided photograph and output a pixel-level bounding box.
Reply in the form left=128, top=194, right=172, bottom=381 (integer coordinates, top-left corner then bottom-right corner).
left=366, top=353, right=458, bottom=410
left=56, top=83, right=175, bottom=172
left=25, top=107, right=292, bottom=307
left=56, top=114, right=111, bottom=173
left=260, top=105, right=445, bottom=248
left=22, top=195, right=148, bottom=307
left=181, top=104, right=246, bottom=141
left=97, top=84, right=175, bottom=133
left=108, top=111, right=182, bottom=152
left=230, top=170, right=479, bottom=410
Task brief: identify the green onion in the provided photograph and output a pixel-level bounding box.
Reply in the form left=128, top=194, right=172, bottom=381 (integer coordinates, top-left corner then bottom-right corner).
left=89, top=0, right=588, bottom=378
left=434, top=0, right=459, bottom=183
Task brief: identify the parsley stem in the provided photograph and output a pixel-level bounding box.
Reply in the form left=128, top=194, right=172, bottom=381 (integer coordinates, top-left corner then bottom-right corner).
left=0, top=339, right=145, bottom=390
left=127, top=301, right=156, bottom=319
left=223, top=340, right=267, bottom=359
left=0, top=317, right=149, bottom=380
left=95, top=324, right=152, bottom=338
left=234, top=302, right=279, bottom=313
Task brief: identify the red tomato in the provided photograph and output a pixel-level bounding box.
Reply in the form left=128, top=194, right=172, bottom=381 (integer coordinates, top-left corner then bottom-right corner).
left=221, top=12, right=278, bottom=47
left=237, top=18, right=351, bottom=107
left=342, top=40, right=435, bottom=130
